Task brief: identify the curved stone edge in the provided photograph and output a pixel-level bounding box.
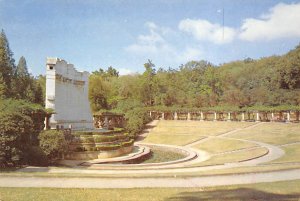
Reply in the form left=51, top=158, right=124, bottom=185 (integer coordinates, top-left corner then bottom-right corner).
left=80, top=145, right=151, bottom=166
left=86, top=143, right=210, bottom=169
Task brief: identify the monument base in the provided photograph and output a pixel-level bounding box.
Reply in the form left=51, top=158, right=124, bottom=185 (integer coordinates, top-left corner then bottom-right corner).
left=49, top=121, right=94, bottom=130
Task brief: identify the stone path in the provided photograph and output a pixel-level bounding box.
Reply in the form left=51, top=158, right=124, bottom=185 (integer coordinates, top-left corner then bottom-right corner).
left=1, top=169, right=300, bottom=188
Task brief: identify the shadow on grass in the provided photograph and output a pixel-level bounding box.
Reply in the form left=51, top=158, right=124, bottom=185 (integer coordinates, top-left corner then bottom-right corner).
left=135, top=125, right=156, bottom=142
left=166, top=188, right=300, bottom=201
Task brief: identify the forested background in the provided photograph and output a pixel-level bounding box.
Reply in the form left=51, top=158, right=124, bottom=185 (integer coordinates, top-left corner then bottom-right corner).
left=89, top=45, right=300, bottom=112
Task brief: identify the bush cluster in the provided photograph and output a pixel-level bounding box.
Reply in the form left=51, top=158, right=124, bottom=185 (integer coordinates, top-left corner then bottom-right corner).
left=38, top=130, right=67, bottom=161
left=0, top=99, right=47, bottom=167
left=124, top=108, right=151, bottom=138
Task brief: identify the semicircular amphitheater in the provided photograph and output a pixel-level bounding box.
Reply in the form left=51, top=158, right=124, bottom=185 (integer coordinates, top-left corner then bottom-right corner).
left=25, top=119, right=300, bottom=180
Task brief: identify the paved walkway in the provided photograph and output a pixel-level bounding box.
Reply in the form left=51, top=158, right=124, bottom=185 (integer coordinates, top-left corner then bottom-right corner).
left=1, top=169, right=300, bottom=188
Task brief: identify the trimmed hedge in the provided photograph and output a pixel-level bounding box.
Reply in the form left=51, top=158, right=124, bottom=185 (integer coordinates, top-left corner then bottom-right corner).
left=96, top=144, right=121, bottom=151
left=74, top=129, right=124, bottom=136
left=121, top=139, right=134, bottom=147
left=94, top=135, right=117, bottom=142
left=79, top=137, right=94, bottom=143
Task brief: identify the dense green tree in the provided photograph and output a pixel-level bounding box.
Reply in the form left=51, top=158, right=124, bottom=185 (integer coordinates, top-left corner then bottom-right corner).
left=88, top=74, right=110, bottom=111
left=92, top=66, right=119, bottom=80
left=141, top=60, right=156, bottom=106
left=0, top=30, right=14, bottom=98
left=107, top=66, right=119, bottom=77
left=0, top=99, right=47, bottom=167
left=15, top=56, right=29, bottom=77
left=13, top=56, right=31, bottom=99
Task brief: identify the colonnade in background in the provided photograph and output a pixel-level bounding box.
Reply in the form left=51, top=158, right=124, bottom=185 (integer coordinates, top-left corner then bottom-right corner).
left=149, top=111, right=300, bottom=123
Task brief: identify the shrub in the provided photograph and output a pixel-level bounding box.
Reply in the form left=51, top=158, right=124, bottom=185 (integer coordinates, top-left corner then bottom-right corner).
left=25, top=146, right=48, bottom=166
left=124, top=108, right=151, bottom=138
left=0, top=99, right=47, bottom=167
left=38, top=130, right=67, bottom=161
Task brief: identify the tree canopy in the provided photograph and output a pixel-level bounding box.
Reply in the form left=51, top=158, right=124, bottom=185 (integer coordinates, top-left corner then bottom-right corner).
left=88, top=44, right=300, bottom=114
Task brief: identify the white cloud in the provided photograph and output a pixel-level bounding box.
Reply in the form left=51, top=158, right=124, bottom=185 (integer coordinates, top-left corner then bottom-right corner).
left=239, top=3, right=300, bottom=41
left=177, top=47, right=202, bottom=63
left=178, top=18, right=236, bottom=44
left=118, top=68, right=133, bottom=75
left=125, top=22, right=172, bottom=55
left=125, top=22, right=203, bottom=64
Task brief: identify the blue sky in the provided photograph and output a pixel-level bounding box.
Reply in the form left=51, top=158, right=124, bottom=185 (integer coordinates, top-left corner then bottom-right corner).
left=0, top=0, right=300, bottom=76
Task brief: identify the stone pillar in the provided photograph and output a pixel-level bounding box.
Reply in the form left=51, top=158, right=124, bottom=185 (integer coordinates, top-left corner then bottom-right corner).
left=187, top=112, right=191, bottom=121
left=161, top=112, right=165, bottom=120
left=271, top=112, right=274, bottom=122
left=256, top=112, right=260, bottom=122
left=174, top=112, right=178, bottom=120
left=227, top=112, right=231, bottom=121
left=241, top=112, right=245, bottom=122
left=296, top=111, right=300, bottom=121
left=200, top=112, right=204, bottom=121
left=105, top=116, right=109, bottom=129
left=286, top=111, right=290, bottom=122
left=214, top=112, right=217, bottom=121
left=44, top=116, right=50, bottom=130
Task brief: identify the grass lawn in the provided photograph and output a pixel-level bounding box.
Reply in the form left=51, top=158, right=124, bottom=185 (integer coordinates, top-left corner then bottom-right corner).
left=229, top=122, right=300, bottom=145
left=191, top=147, right=268, bottom=166
left=141, top=146, right=186, bottom=163
left=143, top=121, right=255, bottom=145
left=0, top=180, right=299, bottom=201
left=192, top=138, right=256, bottom=154
left=269, top=144, right=300, bottom=164
left=143, top=134, right=205, bottom=146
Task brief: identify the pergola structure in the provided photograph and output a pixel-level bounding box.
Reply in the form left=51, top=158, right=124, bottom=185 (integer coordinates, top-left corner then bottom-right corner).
left=149, top=110, right=300, bottom=123
left=93, top=112, right=125, bottom=129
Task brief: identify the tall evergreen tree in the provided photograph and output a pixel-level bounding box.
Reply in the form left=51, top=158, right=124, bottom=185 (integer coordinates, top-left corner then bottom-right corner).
left=141, top=60, right=156, bottom=106
left=0, top=73, right=5, bottom=99
left=0, top=30, right=14, bottom=97
left=15, top=56, right=29, bottom=77
left=14, top=56, right=31, bottom=99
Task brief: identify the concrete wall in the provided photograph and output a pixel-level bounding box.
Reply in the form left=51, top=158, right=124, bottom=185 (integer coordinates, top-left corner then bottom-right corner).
left=45, top=58, right=93, bottom=129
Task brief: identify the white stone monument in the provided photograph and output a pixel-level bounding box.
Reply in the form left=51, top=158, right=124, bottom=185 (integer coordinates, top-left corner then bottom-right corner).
left=45, top=58, right=94, bottom=130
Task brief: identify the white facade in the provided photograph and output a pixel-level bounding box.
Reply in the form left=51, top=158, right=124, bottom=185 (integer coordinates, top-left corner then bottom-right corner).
left=45, top=58, right=93, bottom=130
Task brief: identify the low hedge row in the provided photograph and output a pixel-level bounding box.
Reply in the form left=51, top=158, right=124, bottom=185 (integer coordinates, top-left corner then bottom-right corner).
left=79, top=133, right=129, bottom=143
left=94, top=134, right=128, bottom=143
left=74, top=128, right=125, bottom=136
left=121, top=139, right=134, bottom=147
left=74, top=139, right=134, bottom=152
left=79, top=136, right=94, bottom=143
left=96, top=144, right=121, bottom=151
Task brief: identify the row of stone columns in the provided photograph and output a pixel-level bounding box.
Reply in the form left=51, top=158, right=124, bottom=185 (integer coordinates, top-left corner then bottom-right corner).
left=151, top=111, right=299, bottom=122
